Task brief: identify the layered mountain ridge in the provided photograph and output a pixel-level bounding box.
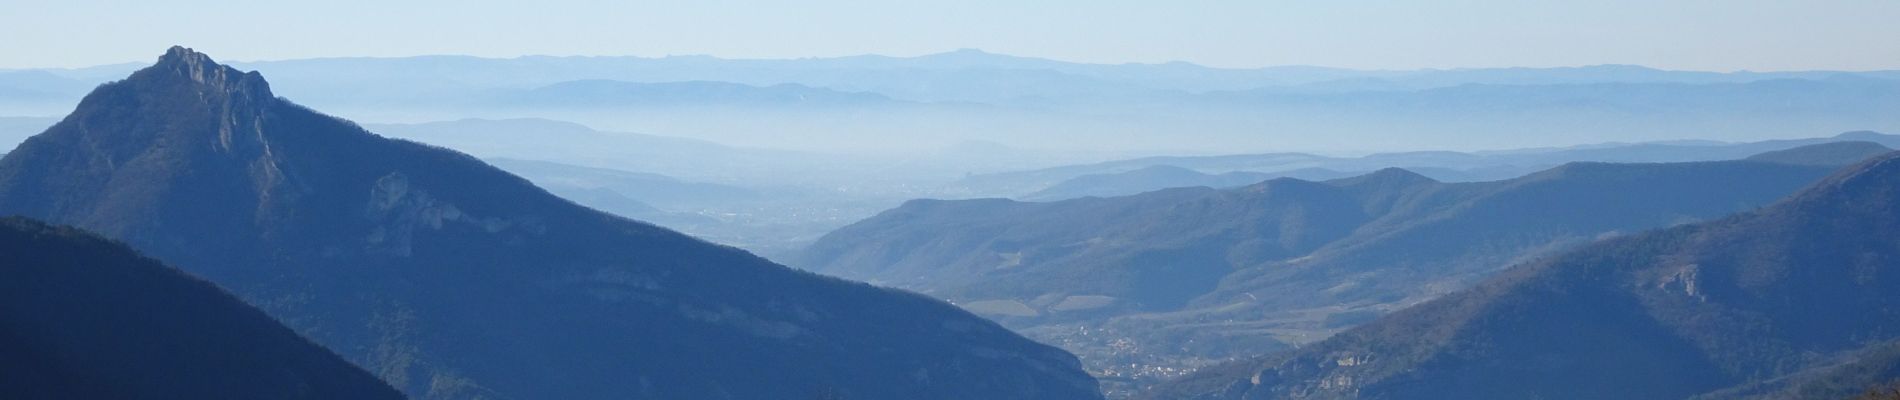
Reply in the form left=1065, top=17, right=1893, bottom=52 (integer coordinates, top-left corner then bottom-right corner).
left=803, top=160, right=1843, bottom=316
left=963, top=132, right=1900, bottom=199
left=798, top=151, right=1876, bottom=393
left=1144, top=150, right=1900, bottom=399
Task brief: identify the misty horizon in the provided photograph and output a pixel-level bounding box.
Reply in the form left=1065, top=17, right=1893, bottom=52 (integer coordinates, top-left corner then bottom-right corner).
left=7, top=1, right=1900, bottom=71
left=6, top=46, right=1899, bottom=156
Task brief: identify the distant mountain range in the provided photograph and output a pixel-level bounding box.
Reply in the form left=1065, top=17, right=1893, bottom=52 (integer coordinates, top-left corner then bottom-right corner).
left=496, top=80, right=902, bottom=108
left=797, top=144, right=1886, bottom=394
left=1144, top=151, right=1900, bottom=400
left=218, top=50, right=1900, bottom=102
left=4, top=50, right=1898, bottom=153
left=0, top=217, right=403, bottom=400
left=0, top=70, right=106, bottom=116
left=966, top=131, right=1900, bottom=199
left=1745, top=141, right=1897, bottom=166
left=1020, top=166, right=1356, bottom=201
left=0, top=47, right=1101, bottom=399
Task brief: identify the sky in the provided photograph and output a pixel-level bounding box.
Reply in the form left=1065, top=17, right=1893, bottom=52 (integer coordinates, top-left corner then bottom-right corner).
left=1, top=0, right=1898, bottom=71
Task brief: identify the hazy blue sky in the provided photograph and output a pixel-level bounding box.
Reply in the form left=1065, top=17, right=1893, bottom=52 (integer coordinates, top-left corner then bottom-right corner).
left=3, top=0, right=1897, bottom=71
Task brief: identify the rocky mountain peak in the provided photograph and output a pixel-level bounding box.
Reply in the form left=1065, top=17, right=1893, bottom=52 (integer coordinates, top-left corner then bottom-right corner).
left=138, top=45, right=273, bottom=99
left=0, top=46, right=1104, bottom=400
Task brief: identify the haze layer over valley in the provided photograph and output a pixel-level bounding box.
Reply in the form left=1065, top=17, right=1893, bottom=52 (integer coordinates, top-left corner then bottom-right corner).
left=7, top=54, right=1900, bottom=258
left=7, top=51, right=1900, bottom=154
left=7, top=2, right=1900, bottom=398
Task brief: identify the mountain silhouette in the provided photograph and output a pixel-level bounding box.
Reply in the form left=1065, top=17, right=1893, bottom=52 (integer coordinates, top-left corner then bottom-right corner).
left=0, top=46, right=1100, bottom=400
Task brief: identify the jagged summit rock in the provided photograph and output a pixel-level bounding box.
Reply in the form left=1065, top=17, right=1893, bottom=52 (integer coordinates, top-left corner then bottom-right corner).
left=144, top=46, right=273, bottom=97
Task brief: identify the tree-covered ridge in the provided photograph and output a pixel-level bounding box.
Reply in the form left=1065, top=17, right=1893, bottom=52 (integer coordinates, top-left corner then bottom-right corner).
left=1147, top=151, right=1900, bottom=399
left=799, top=155, right=1851, bottom=391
